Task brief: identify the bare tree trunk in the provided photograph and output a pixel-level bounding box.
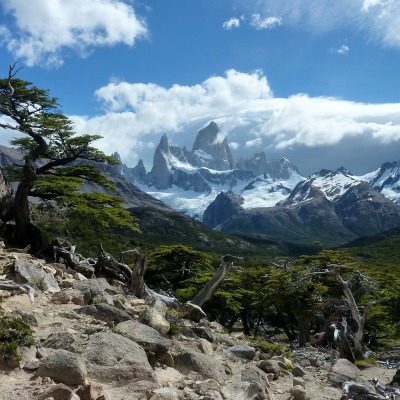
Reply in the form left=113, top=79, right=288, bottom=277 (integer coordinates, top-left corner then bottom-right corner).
left=14, top=179, right=32, bottom=246
left=191, top=254, right=242, bottom=307
left=131, top=253, right=147, bottom=298
left=0, top=168, right=14, bottom=222
left=333, top=270, right=366, bottom=360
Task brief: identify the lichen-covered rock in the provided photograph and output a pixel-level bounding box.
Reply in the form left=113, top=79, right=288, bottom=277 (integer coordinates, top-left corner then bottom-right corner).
left=173, top=349, right=226, bottom=383
left=36, top=349, right=87, bottom=385
left=115, top=320, right=171, bottom=354
left=85, top=332, right=157, bottom=384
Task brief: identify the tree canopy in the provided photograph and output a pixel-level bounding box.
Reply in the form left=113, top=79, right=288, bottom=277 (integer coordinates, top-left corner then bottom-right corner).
left=0, top=64, right=138, bottom=247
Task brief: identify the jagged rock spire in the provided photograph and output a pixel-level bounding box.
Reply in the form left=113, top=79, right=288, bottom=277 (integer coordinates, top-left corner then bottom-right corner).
left=191, top=122, right=234, bottom=170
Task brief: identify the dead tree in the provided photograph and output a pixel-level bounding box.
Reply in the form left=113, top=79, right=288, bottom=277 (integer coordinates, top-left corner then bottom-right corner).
left=330, top=266, right=379, bottom=361
left=191, top=254, right=243, bottom=307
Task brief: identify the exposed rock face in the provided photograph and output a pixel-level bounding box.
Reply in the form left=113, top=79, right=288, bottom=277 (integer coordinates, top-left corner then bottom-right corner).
left=36, top=349, right=87, bottom=385
left=151, top=134, right=172, bottom=189
left=217, top=169, right=400, bottom=247
left=203, top=191, right=244, bottom=229
left=236, top=152, right=299, bottom=179
left=190, top=121, right=234, bottom=170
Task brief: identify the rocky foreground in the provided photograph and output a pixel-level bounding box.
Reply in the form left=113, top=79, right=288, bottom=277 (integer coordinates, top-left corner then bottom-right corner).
left=0, top=244, right=398, bottom=400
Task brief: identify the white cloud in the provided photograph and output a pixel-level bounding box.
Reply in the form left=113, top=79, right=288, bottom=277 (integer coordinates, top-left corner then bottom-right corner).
left=238, top=0, right=400, bottom=48
left=0, top=0, right=147, bottom=67
left=245, top=138, right=263, bottom=147
left=333, top=44, right=350, bottom=55
left=223, top=18, right=240, bottom=30
left=69, top=70, right=400, bottom=173
left=250, top=14, right=282, bottom=30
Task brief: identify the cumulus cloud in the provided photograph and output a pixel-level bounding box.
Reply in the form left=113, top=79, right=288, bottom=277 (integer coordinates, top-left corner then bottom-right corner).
left=238, top=0, right=400, bottom=48
left=250, top=14, right=283, bottom=30
left=71, top=69, right=400, bottom=174
left=0, top=0, right=147, bottom=67
left=222, top=18, right=240, bottom=30
left=332, top=44, right=350, bottom=55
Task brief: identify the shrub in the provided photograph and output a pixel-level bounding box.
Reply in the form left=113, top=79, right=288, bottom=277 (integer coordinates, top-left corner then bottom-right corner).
left=0, top=312, right=35, bottom=360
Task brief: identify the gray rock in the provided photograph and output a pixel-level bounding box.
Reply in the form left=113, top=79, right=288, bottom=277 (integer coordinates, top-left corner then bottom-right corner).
left=328, top=358, right=361, bottom=385
left=292, top=365, right=306, bottom=377
left=85, top=332, right=157, bottom=384
left=198, top=338, right=213, bottom=356
left=51, top=290, right=71, bottom=304
left=11, top=310, right=38, bottom=327
left=36, top=383, right=74, bottom=400
left=78, top=303, right=132, bottom=325
left=36, top=349, right=87, bottom=385
left=179, top=302, right=207, bottom=322
left=227, top=345, right=256, bottom=360
left=290, top=385, right=308, bottom=400
left=139, top=306, right=170, bottom=336
left=174, top=349, right=226, bottom=383
left=213, top=333, right=235, bottom=347
left=41, top=332, right=77, bottom=352
left=115, top=320, right=171, bottom=354
left=150, top=387, right=181, bottom=400
left=15, top=261, right=60, bottom=293
left=241, top=365, right=270, bottom=388
left=221, top=381, right=273, bottom=400
left=193, top=326, right=214, bottom=342
left=72, top=278, right=118, bottom=305
left=257, top=360, right=280, bottom=380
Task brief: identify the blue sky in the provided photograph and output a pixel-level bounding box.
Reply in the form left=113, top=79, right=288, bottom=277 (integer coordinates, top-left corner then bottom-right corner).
left=1, top=0, right=400, bottom=176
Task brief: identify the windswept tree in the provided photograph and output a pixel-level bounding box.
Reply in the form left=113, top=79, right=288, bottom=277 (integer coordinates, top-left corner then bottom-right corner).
left=0, top=64, right=138, bottom=246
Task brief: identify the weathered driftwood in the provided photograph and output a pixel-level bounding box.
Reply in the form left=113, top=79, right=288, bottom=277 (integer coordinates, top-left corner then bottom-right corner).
left=0, top=283, right=35, bottom=302
left=191, top=254, right=243, bottom=307
left=342, top=379, right=400, bottom=399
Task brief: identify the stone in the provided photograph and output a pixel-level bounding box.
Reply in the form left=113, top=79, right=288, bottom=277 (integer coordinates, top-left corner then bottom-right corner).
left=221, top=381, right=273, bottom=400
left=11, top=309, right=38, bottom=326
left=72, top=278, right=118, bottom=305
left=328, top=358, right=361, bottom=385
left=290, top=385, right=308, bottom=400
left=241, top=365, right=270, bottom=388
left=193, top=326, right=214, bottom=342
left=51, top=291, right=71, bottom=304
left=257, top=360, right=281, bottom=380
left=78, top=303, right=132, bottom=326
left=292, top=365, right=306, bottom=377
left=41, top=332, right=77, bottom=352
left=85, top=332, right=157, bottom=384
left=139, top=306, right=170, bottom=337
left=227, top=345, right=256, bottom=360
left=293, top=377, right=305, bottom=388
left=150, top=387, right=181, bottom=400
left=35, top=349, right=87, bottom=385
left=115, top=320, right=171, bottom=354
left=36, top=383, right=74, bottom=400
left=179, top=302, right=207, bottom=322
left=173, top=349, right=226, bottom=383
left=198, top=338, right=213, bottom=356
left=75, top=384, right=105, bottom=400
left=15, top=260, right=60, bottom=293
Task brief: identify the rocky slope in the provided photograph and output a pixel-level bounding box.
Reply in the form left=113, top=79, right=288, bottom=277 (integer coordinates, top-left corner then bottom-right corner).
left=0, top=244, right=398, bottom=400
left=211, top=169, right=400, bottom=247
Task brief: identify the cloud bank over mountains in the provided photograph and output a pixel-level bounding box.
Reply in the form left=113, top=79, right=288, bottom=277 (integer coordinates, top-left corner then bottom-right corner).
left=69, top=69, right=400, bottom=175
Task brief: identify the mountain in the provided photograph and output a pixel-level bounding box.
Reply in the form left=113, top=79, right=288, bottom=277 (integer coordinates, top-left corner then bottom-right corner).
left=358, top=161, right=400, bottom=204
left=212, top=169, right=400, bottom=247
left=123, top=121, right=304, bottom=219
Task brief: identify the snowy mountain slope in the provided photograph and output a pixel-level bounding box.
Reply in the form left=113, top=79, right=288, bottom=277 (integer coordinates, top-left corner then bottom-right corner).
left=356, top=161, right=400, bottom=205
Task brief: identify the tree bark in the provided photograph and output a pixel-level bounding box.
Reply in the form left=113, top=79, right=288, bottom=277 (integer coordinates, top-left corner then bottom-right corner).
left=191, top=254, right=242, bottom=307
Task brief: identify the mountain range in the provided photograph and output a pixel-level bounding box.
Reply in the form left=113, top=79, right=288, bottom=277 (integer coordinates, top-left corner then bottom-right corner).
left=118, top=121, right=400, bottom=246
left=2, top=119, right=400, bottom=248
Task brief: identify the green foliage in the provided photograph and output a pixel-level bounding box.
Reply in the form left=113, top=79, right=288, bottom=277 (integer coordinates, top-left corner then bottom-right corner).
left=30, top=275, right=48, bottom=291
left=354, top=358, right=377, bottom=368
left=251, top=338, right=288, bottom=356
left=0, top=71, right=138, bottom=244
left=146, top=245, right=217, bottom=301
left=168, top=322, right=181, bottom=336
left=0, top=312, right=35, bottom=360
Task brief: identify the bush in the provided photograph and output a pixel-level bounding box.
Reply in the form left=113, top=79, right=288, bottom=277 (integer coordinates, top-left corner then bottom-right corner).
left=252, top=338, right=288, bottom=356
left=0, top=312, right=35, bottom=360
